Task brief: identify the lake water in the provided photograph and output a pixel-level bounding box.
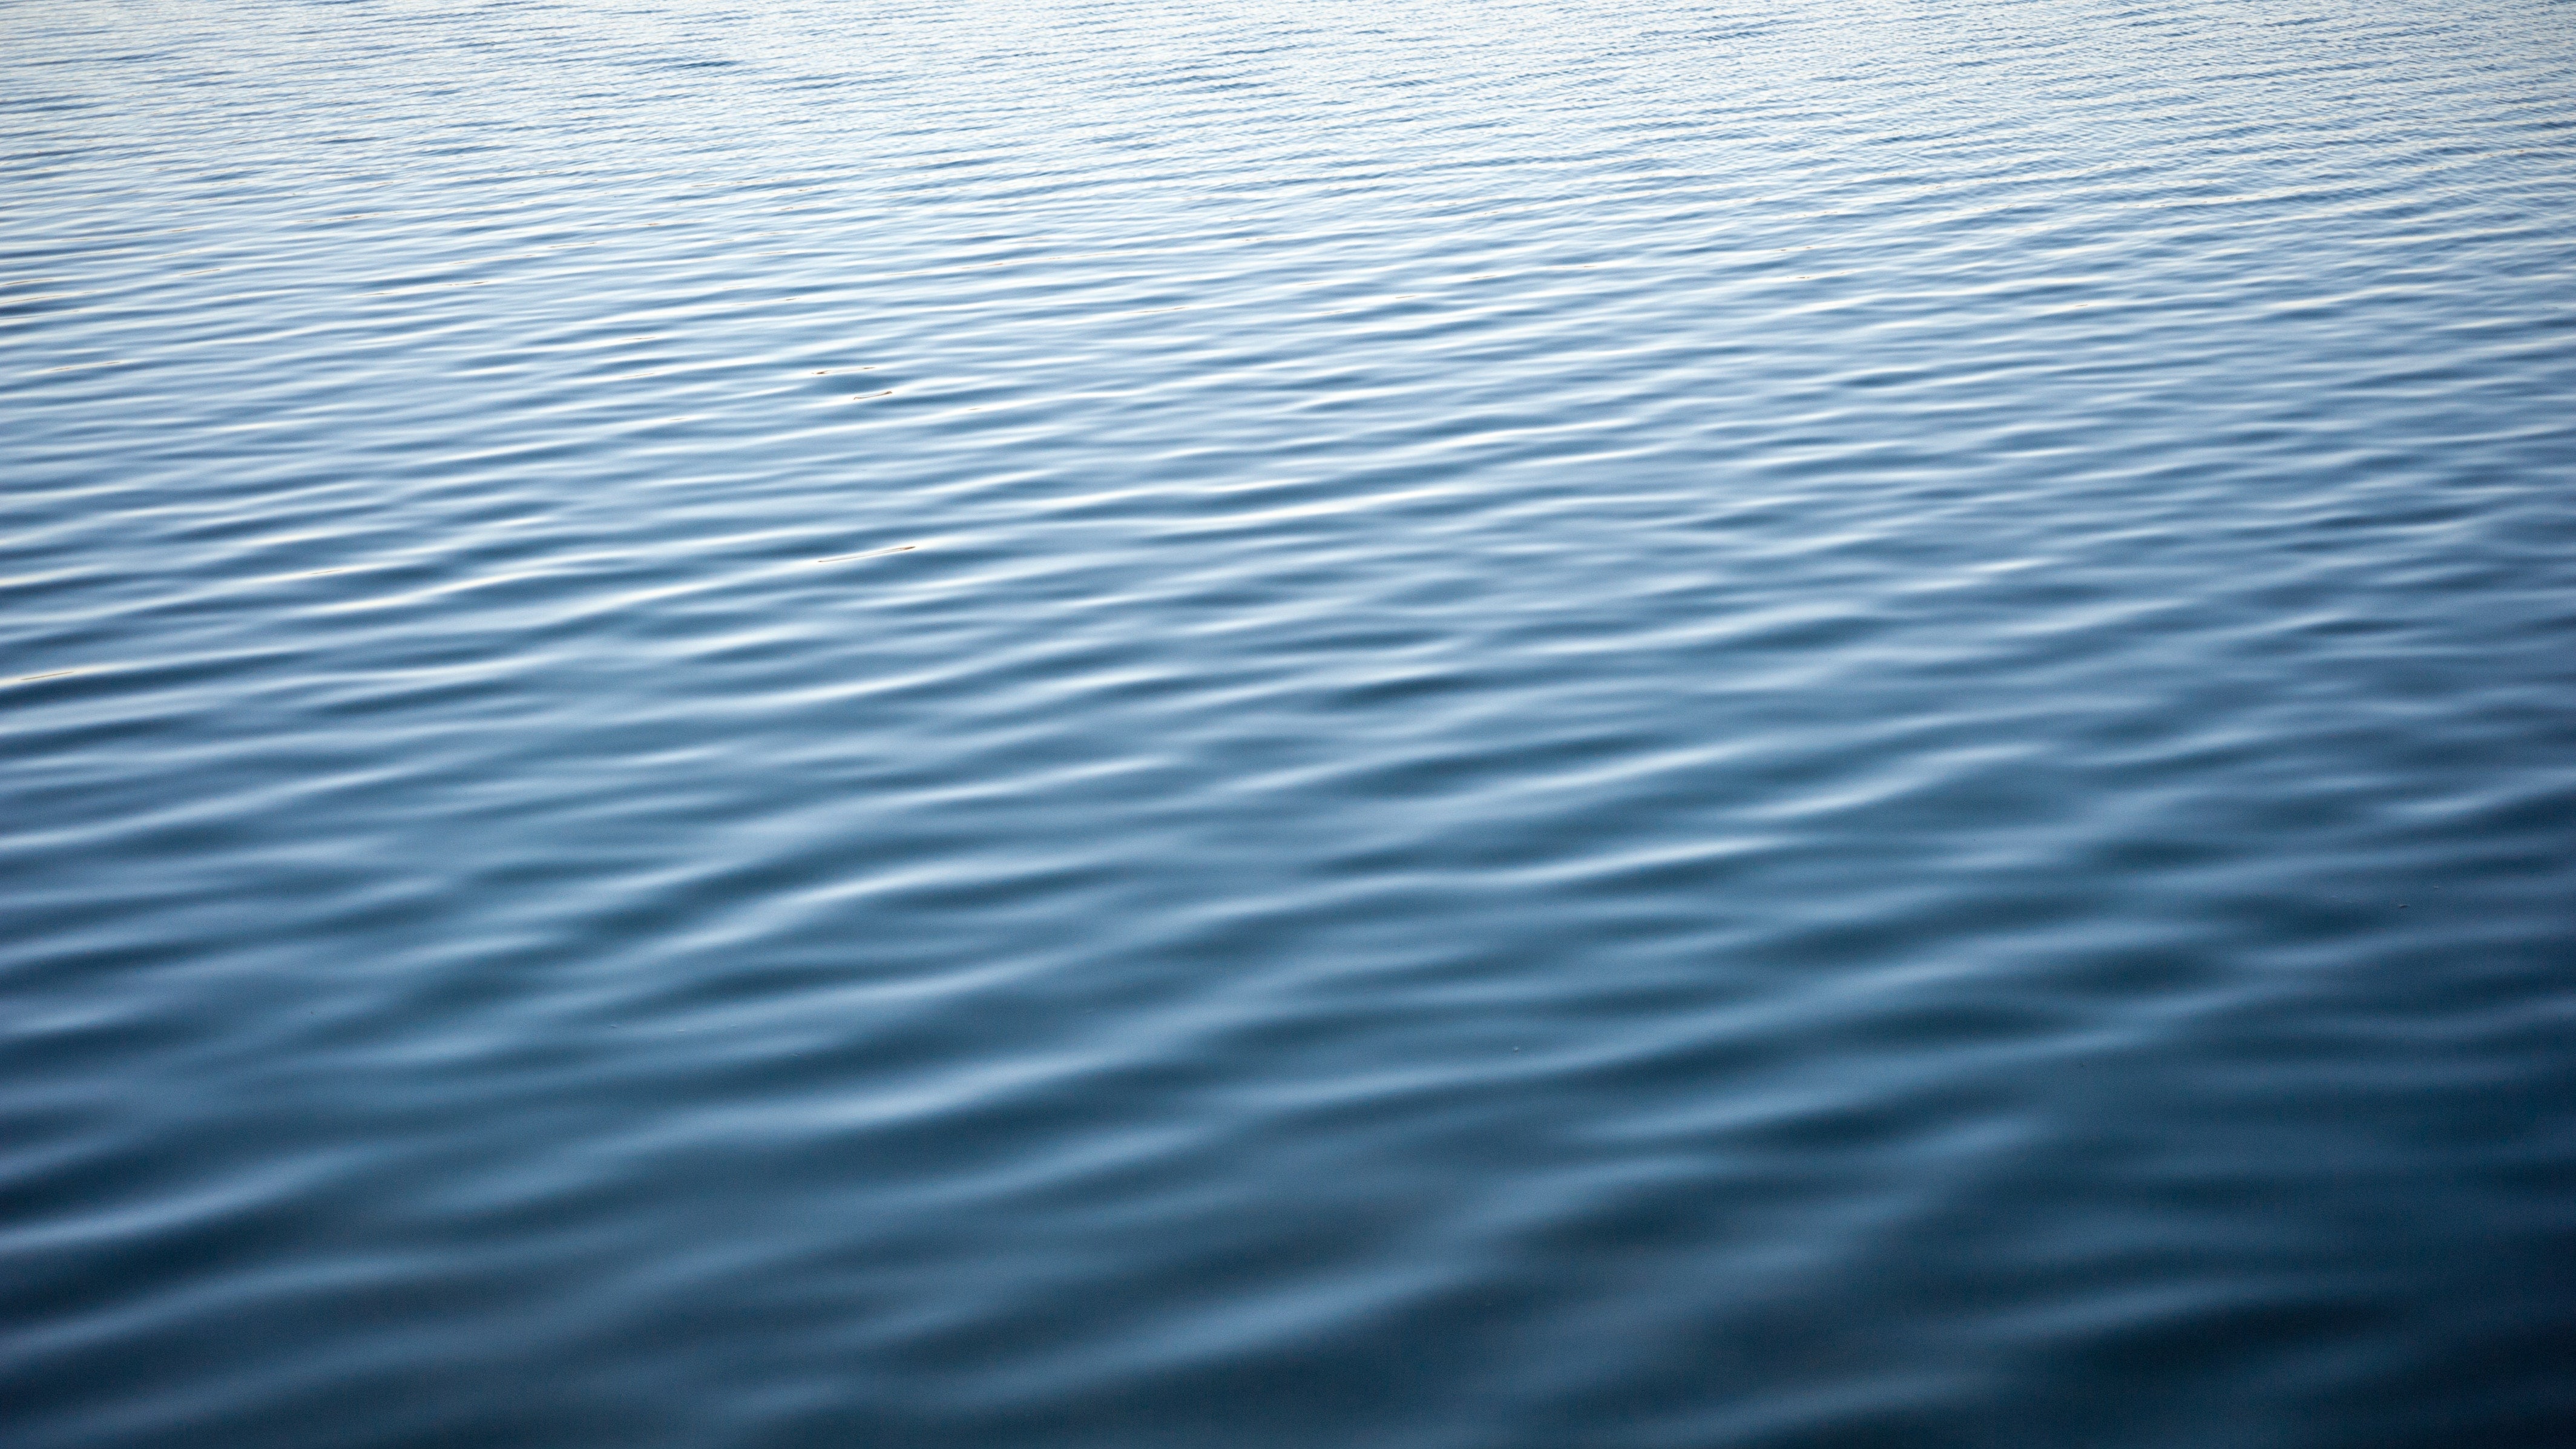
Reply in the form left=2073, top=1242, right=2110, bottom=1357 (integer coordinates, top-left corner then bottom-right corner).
left=6, top=0, right=2575, bottom=1444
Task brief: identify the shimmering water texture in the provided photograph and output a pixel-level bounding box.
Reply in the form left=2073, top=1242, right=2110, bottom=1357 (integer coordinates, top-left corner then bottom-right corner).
left=7, top=0, right=2575, bottom=1445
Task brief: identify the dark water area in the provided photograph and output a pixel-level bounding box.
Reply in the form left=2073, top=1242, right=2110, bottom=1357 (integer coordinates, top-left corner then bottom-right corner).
left=6, top=0, right=2575, bottom=1444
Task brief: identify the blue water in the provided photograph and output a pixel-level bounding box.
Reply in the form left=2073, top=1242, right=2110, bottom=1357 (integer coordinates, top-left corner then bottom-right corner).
left=7, top=0, right=2575, bottom=1444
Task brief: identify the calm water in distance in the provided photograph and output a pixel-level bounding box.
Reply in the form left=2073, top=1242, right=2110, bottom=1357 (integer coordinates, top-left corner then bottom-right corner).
left=6, top=0, right=2575, bottom=1445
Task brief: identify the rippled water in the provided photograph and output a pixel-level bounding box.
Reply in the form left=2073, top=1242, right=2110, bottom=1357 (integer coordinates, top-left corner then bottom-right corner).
left=7, top=0, right=2575, bottom=1444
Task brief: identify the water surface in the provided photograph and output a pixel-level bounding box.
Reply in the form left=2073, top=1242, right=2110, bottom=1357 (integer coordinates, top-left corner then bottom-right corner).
left=6, top=0, right=2575, bottom=1445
